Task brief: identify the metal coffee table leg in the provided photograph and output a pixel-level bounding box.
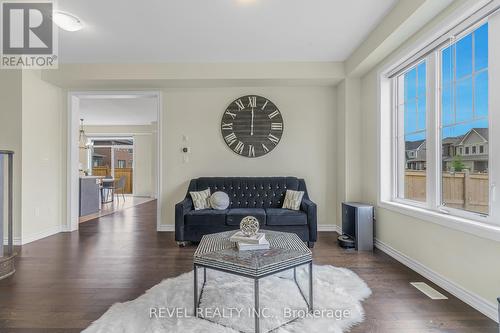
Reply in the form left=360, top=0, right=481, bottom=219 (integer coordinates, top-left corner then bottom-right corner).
left=193, top=265, right=208, bottom=318
left=255, top=278, right=260, bottom=333
left=193, top=265, right=198, bottom=317
left=309, top=261, right=313, bottom=311
left=293, top=261, right=313, bottom=312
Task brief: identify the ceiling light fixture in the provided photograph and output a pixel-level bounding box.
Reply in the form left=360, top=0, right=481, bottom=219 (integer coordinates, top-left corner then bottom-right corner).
left=79, top=119, right=89, bottom=150
left=53, top=11, right=84, bottom=32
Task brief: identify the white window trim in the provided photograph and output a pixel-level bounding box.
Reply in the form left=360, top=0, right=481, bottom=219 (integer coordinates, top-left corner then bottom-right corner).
left=378, top=0, right=500, bottom=243
left=378, top=200, right=500, bottom=242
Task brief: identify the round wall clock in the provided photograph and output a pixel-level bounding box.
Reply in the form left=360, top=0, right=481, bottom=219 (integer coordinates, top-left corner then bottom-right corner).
left=221, top=95, right=284, bottom=158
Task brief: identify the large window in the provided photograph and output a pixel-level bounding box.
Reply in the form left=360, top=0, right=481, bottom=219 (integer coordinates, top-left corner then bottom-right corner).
left=440, top=23, right=489, bottom=215
left=382, top=6, right=500, bottom=227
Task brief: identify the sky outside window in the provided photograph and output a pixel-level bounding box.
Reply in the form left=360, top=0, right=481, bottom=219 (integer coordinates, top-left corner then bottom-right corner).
left=440, top=23, right=488, bottom=140
left=403, top=61, right=426, bottom=142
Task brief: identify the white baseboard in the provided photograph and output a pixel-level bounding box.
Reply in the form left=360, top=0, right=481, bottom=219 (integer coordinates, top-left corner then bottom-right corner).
left=61, top=225, right=77, bottom=232
left=157, top=224, right=174, bottom=232
left=375, top=238, right=499, bottom=323
left=318, top=224, right=341, bottom=232
left=3, top=225, right=63, bottom=246
left=21, top=225, right=63, bottom=245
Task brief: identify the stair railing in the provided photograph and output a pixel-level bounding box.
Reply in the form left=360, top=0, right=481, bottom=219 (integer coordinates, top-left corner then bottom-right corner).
left=0, top=150, right=15, bottom=279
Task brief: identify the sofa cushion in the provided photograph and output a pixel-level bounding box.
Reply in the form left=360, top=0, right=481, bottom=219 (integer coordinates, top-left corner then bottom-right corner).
left=185, top=209, right=228, bottom=226
left=265, top=208, right=307, bottom=226
left=226, top=208, right=266, bottom=226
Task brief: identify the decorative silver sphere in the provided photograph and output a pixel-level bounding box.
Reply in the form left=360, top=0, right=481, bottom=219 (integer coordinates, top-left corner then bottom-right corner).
left=240, top=216, right=259, bottom=237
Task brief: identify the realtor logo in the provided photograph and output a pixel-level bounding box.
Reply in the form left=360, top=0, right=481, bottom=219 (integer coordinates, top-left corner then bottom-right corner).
left=1, top=1, right=58, bottom=68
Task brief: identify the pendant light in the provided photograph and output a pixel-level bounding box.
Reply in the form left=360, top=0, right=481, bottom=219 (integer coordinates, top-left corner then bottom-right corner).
left=79, top=119, right=89, bottom=149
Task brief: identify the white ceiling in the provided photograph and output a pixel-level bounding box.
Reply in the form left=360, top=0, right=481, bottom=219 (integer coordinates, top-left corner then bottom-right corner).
left=80, top=96, right=158, bottom=125
left=57, top=0, right=397, bottom=63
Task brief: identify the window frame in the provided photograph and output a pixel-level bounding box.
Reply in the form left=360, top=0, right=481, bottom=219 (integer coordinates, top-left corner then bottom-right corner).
left=393, top=59, right=429, bottom=207
left=436, top=19, right=492, bottom=221
left=378, top=1, right=500, bottom=241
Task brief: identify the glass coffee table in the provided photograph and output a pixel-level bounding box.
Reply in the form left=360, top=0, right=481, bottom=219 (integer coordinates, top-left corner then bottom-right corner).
left=193, top=230, right=313, bottom=333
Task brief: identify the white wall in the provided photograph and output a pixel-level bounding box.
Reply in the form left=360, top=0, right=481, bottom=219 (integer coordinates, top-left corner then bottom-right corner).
left=21, top=70, right=65, bottom=242
left=79, top=149, right=89, bottom=171
left=151, top=121, right=158, bottom=198
left=335, top=78, right=363, bottom=227
left=0, top=70, right=22, bottom=241
left=133, top=134, right=153, bottom=197
left=336, top=81, right=346, bottom=226
left=162, top=86, right=337, bottom=227
left=85, top=125, right=153, bottom=135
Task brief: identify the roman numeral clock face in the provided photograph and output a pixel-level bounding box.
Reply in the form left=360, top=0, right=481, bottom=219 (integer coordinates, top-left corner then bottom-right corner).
left=221, top=95, right=284, bottom=158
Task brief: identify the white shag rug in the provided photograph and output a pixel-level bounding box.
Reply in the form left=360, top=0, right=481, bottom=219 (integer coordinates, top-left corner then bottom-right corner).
left=83, top=265, right=371, bottom=333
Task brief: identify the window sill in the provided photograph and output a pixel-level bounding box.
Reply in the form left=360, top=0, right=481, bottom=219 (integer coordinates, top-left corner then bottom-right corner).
left=378, top=200, right=500, bottom=243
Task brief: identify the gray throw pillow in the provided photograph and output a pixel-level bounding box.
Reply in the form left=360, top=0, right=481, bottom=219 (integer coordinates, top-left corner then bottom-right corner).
left=210, top=191, right=230, bottom=210
left=282, top=189, right=304, bottom=210
left=190, top=188, right=211, bottom=210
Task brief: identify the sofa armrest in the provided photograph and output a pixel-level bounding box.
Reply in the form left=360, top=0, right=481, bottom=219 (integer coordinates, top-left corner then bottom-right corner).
left=175, top=198, right=193, bottom=241
left=301, top=198, right=317, bottom=242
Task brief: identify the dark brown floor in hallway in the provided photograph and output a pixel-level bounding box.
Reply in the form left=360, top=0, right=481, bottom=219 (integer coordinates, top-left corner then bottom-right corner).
left=0, top=200, right=496, bottom=332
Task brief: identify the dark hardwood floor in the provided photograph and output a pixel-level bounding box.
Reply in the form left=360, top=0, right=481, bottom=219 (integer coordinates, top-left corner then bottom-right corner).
left=0, top=200, right=496, bottom=332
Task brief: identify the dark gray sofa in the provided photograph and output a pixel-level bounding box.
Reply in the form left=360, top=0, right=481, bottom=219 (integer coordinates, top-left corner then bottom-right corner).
left=175, top=177, right=317, bottom=248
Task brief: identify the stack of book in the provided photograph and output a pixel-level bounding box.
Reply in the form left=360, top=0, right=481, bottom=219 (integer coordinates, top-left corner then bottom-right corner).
left=230, top=231, right=270, bottom=251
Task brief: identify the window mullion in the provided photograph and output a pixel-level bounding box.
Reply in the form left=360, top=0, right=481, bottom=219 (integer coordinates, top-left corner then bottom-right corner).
left=390, top=78, right=399, bottom=201
left=396, top=77, right=405, bottom=199
left=426, top=53, right=439, bottom=210
left=488, top=11, right=500, bottom=221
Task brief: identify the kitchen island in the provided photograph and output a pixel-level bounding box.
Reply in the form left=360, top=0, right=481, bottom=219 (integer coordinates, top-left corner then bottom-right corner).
left=79, top=176, right=101, bottom=217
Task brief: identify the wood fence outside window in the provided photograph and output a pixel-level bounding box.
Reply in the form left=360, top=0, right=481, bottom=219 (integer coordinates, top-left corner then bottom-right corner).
left=405, top=170, right=488, bottom=214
